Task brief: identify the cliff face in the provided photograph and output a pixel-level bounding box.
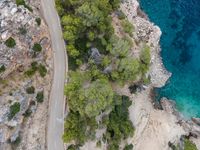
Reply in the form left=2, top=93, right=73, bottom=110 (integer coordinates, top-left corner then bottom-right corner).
left=121, top=1, right=200, bottom=150
left=0, top=0, right=53, bottom=149
left=121, top=0, right=171, bottom=88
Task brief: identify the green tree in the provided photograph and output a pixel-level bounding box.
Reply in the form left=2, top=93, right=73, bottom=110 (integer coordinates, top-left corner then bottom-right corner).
left=35, top=18, right=41, bottom=26
left=117, top=58, right=140, bottom=81
left=123, top=144, right=133, bottom=150
left=38, top=64, right=47, bottom=77
left=121, top=19, right=134, bottom=37
left=32, top=43, right=42, bottom=52
left=184, top=139, right=197, bottom=150
left=63, top=112, right=87, bottom=144
left=36, top=91, right=44, bottom=103
left=84, top=79, right=114, bottom=117
left=26, top=86, right=35, bottom=94
left=107, top=36, right=131, bottom=58
left=5, top=37, right=16, bottom=48
left=8, top=102, right=20, bottom=120
left=0, top=65, right=6, bottom=73
left=140, top=44, right=151, bottom=74
left=67, top=43, right=80, bottom=58
left=106, top=96, right=134, bottom=150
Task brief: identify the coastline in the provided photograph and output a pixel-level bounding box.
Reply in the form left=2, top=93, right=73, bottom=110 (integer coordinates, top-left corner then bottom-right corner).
left=121, top=0, right=200, bottom=149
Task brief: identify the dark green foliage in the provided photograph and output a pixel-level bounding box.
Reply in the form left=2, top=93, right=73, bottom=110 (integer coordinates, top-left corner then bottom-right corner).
left=5, top=37, right=16, bottom=48
left=105, top=96, right=134, bottom=150
left=24, top=62, right=38, bottom=77
left=57, top=0, right=137, bottom=146
left=36, top=91, right=44, bottom=103
left=26, top=86, right=35, bottom=94
left=19, top=27, right=27, bottom=35
left=8, top=102, right=20, bottom=120
left=123, top=144, right=133, bottom=150
left=0, top=65, right=6, bottom=73
left=109, top=0, right=120, bottom=9
left=25, top=62, right=47, bottom=77
left=32, top=43, right=42, bottom=52
left=35, top=18, right=41, bottom=26
left=38, top=64, right=47, bottom=77
left=67, top=144, right=80, bottom=150
left=63, top=112, right=87, bottom=144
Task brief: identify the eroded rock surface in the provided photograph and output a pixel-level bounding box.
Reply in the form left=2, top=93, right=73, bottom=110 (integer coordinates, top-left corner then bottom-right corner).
left=0, top=0, right=53, bottom=149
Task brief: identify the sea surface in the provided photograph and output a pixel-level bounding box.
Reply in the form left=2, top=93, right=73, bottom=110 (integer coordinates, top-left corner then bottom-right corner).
left=140, top=0, right=200, bottom=118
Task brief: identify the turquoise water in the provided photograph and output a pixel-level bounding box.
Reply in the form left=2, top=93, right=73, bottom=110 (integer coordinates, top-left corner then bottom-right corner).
left=140, top=0, right=200, bottom=118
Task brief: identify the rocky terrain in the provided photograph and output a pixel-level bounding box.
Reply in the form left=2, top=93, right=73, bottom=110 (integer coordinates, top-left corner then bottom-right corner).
left=121, top=0, right=200, bottom=150
left=0, top=0, right=53, bottom=149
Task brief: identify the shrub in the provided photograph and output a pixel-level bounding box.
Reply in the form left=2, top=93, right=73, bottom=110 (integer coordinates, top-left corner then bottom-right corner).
left=19, top=27, right=27, bottom=35
left=67, top=144, right=80, bottom=150
left=16, top=0, right=25, bottom=6
left=8, top=102, right=20, bottom=120
left=32, top=43, right=42, bottom=52
left=36, top=91, right=44, bottom=103
left=35, top=18, right=41, bottom=26
left=26, top=86, right=35, bottom=94
left=10, top=136, right=21, bottom=146
left=0, top=65, right=6, bottom=73
left=184, top=139, right=197, bottom=150
left=121, top=19, right=134, bottom=37
left=16, top=0, right=33, bottom=12
left=38, top=64, right=47, bottom=77
left=123, top=144, right=133, bottom=150
left=140, top=44, right=151, bottom=74
left=5, top=37, right=16, bottom=48
left=23, top=108, right=32, bottom=117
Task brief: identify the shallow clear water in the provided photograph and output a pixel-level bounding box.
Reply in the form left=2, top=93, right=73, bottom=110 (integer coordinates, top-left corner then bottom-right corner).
left=140, top=0, right=200, bottom=118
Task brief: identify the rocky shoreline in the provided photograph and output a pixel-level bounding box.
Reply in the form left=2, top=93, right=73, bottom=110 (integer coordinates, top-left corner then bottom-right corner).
left=122, top=0, right=200, bottom=149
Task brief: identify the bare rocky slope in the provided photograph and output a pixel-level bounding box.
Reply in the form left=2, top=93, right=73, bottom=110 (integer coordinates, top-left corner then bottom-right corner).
left=0, top=0, right=53, bottom=149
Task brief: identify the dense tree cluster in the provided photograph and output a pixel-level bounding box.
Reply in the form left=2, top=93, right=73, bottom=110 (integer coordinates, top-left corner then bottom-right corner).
left=56, top=0, right=151, bottom=149
left=104, top=96, right=134, bottom=150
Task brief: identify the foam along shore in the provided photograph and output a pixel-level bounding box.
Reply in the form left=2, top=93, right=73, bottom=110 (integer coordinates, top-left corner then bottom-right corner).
left=121, top=0, right=200, bottom=149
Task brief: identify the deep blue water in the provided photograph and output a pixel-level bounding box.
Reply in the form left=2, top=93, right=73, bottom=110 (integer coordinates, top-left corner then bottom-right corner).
left=140, top=0, right=200, bottom=118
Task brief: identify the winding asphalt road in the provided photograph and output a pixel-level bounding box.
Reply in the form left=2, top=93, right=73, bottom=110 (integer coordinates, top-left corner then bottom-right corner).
left=40, top=0, right=67, bottom=150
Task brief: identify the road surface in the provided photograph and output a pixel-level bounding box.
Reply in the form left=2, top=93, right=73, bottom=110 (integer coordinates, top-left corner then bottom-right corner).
left=40, top=0, right=67, bottom=150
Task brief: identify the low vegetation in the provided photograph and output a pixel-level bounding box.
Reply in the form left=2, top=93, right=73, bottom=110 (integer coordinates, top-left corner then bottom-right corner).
left=0, top=65, right=6, bottom=73
left=19, top=27, right=27, bottom=35
left=16, top=0, right=33, bottom=12
left=8, top=102, right=20, bottom=120
left=36, top=91, right=44, bottom=103
left=26, top=86, right=35, bottom=94
left=184, top=139, right=197, bottom=150
left=121, top=19, right=134, bottom=36
left=32, top=43, right=42, bottom=52
left=25, top=61, right=47, bottom=77
left=35, top=18, right=41, bottom=26
left=56, top=0, right=152, bottom=149
left=5, top=37, right=16, bottom=48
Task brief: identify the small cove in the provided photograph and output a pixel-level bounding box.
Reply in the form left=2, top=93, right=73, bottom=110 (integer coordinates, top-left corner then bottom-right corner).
left=140, top=0, right=200, bottom=118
